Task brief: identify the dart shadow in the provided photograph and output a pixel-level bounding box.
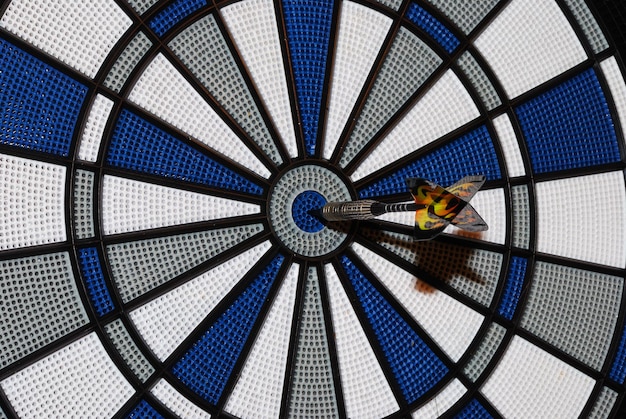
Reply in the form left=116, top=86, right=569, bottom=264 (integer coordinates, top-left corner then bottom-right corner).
left=360, top=227, right=487, bottom=295
left=323, top=220, right=353, bottom=235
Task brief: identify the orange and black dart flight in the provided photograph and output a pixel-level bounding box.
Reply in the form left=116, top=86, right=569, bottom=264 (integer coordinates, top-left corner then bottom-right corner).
left=315, top=175, right=488, bottom=240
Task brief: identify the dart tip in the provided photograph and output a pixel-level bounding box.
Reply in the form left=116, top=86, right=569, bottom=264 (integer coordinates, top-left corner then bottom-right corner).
left=308, top=208, right=324, bottom=220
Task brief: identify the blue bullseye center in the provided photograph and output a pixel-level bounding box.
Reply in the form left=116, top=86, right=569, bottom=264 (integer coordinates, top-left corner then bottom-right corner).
left=292, top=191, right=327, bottom=233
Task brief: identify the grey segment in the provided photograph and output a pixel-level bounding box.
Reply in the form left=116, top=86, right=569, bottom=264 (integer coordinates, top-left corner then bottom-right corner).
left=169, top=15, right=283, bottom=166
left=107, top=223, right=264, bottom=303
left=126, top=0, right=159, bottom=15
left=564, top=0, right=609, bottom=54
left=511, top=185, right=531, bottom=249
left=520, top=261, right=623, bottom=370
left=463, top=322, right=506, bottom=381
left=104, top=318, right=155, bottom=382
left=288, top=267, right=340, bottom=418
left=340, top=26, right=442, bottom=168
left=0, top=252, right=89, bottom=369
left=588, top=386, right=618, bottom=419
left=373, top=0, right=403, bottom=11
left=73, top=169, right=96, bottom=240
left=425, top=0, right=501, bottom=35
left=456, top=51, right=501, bottom=111
left=104, top=31, right=152, bottom=92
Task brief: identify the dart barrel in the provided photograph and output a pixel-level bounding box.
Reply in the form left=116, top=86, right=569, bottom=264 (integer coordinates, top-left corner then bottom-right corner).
left=320, top=200, right=422, bottom=221
left=320, top=200, right=381, bottom=221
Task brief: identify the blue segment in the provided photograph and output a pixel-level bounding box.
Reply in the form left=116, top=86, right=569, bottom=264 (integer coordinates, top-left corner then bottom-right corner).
left=292, top=191, right=327, bottom=232
left=126, top=400, right=164, bottom=419
left=406, top=3, right=460, bottom=54
left=107, top=109, right=263, bottom=195
left=340, top=255, right=448, bottom=404
left=172, top=254, right=285, bottom=404
left=454, top=399, right=493, bottom=419
left=516, top=68, right=621, bottom=174
left=497, top=257, right=528, bottom=321
left=0, top=39, right=88, bottom=157
left=358, top=125, right=500, bottom=199
left=610, top=322, right=626, bottom=383
left=149, top=0, right=206, bottom=36
left=283, top=0, right=335, bottom=155
left=78, top=247, right=115, bottom=317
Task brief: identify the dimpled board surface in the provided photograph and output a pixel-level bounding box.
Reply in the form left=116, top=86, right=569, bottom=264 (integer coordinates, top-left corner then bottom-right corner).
left=1, top=1, right=626, bottom=418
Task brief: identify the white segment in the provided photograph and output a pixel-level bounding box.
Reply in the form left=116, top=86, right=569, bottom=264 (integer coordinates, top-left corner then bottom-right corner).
left=0, top=154, right=66, bottom=251
left=474, top=0, right=587, bottom=99
left=151, top=379, right=211, bottom=419
left=0, top=0, right=132, bottom=78
left=493, top=113, right=525, bottom=177
left=325, top=263, right=400, bottom=418
left=220, top=0, right=298, bottom=157
left=1, top=333, right=134, bottom=419
left=323, top=1, right=392, bottom=159
left=411, top=379, right=466, bottom=419
left=226, top=263, right=299, bottom=418
left=445, top=188, right=507, bottom=245
left=130, top=241, right=272, bottom=360
left=351, top=70, right=480, bottom=181
left=352, top=243, right=484, bottom=362
left=101, top=175, right=259, bottom=235
left=482, top=335, right=595, bottom=418
left=379, top=189, right=505, bottom=245
left=601, top=57, right=626, bottom=148
left=536, top=172, right=626, bottom=268
left=128, top=54, right=270, bottom=177
left=78, top=94, right=114, bottom=162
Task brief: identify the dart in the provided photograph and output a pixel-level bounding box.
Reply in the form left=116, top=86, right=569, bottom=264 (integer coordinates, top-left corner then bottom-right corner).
left=314, top=175, right=488, bottom=239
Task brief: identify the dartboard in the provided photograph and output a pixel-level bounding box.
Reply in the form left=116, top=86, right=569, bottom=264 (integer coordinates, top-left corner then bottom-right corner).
left=1, top=0, right=626, bottom=417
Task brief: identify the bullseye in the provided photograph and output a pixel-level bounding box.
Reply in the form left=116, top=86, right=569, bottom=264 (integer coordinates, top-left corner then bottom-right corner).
left=291, top=191, right=326, bottom=233
left=267, top=164, right=352, bottom=258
